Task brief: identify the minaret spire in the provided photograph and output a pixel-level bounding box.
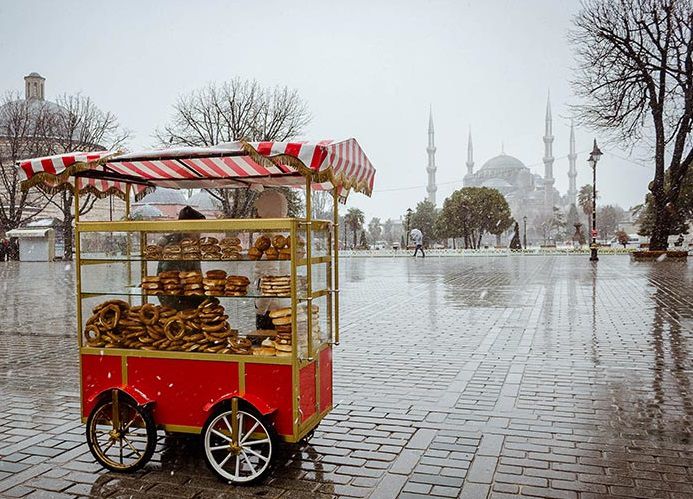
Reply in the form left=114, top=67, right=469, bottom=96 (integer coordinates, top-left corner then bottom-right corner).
left=543, top=91, right=555, bottom=211
left=466, top=127, right=474, bottom=176
left=567, top=119, right=577, bottom=206
left=426, top=106, right=437, bottom=206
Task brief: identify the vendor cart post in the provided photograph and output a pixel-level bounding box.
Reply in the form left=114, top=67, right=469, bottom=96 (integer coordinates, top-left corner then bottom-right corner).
left=332, top=190, right=339, bottom=345
left=305, top=176, right=314, bottom=360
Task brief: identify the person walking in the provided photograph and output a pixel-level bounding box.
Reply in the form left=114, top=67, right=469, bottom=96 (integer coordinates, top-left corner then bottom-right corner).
left=410, top=228, right=425, bottom=257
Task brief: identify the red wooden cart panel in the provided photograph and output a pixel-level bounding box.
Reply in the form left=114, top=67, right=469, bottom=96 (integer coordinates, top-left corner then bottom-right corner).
left=81, top=354, right=123, bottom=417
left=245, top=363, right=293, bottom=436
left=127, top=357, right=238, bottom=427
left=319, top=346, right=333, bottom=412
left=299, top=362, right=317, bottom=422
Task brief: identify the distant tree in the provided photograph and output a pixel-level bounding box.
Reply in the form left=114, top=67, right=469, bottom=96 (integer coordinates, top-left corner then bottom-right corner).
left=367, top=217, right=382, bottom=243
left=435, top=187, right=513, bottom=249
left=41, top=93, right=129, bottom=259
left=409, top=199, right=438, bottom=246
left=310, top=190, right=332, bottom=220
left=596, top=204, right=625, bottom=241
left=566, top=204, right=580, bottom=230
left=359, top=230, right=368, bottom=249
left=570, top=0, right=693, bottom=250
left=615, top=229, right=630, bottom=248
left=382, top=218, right=394, bottom=245
left=156, top=78, right=310, bottom=218
left=635, top=168, right=693, bottom=238
left=0, top=91, right=56, bottom=235
left=344, top=207, right=365, bottom=249
left=578, top=184, right=596, bottom=229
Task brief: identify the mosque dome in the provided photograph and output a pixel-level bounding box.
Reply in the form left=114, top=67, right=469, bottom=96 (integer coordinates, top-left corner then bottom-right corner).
left=187, top=189, right=221, bottom=211
left=136, top=188, right=187, bottom=206
left=131, top=204, right=164, bottom=220
left=479, top=153, right=527, bottom=172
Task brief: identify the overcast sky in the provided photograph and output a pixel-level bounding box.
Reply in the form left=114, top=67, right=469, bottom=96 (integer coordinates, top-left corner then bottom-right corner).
left=0, top=0, right=655, bottom=221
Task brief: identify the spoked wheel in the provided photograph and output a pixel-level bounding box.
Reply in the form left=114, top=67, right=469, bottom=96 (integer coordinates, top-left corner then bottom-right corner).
left=86, top=390, right=157, bottom=472
left=202, top=399, right=275, bottom=484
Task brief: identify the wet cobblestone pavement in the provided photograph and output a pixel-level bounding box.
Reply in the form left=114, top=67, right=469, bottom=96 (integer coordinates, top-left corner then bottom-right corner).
left=1, top=256, right=692, bottom=498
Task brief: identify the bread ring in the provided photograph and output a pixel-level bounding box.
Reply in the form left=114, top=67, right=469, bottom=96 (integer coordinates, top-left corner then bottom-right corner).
left=98, top=304, right=121, bottom=330
left=201, top=319, right=229, bottom=333
left=229, top=337, right=252, bottom=349
left=254, top=235, right=271, bottom=251
left=139, top=303, right=160, bottom=326
left=85, top=324, right=102, bottom=344
left=164, top=317, right=186, bottom=341
left=177, top=308, right=197, bottom=320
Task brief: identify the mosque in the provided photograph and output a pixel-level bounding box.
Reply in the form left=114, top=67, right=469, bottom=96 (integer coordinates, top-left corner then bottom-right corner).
left=425, top=97, right=579, bottom=244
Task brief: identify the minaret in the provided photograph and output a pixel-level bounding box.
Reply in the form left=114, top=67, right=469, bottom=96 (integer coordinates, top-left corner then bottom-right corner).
left=466, top=128, right=474, bottom=176
left=567, top=120, right=577, bottom=206
left=543, top=92, right=555, bottom=211
left=426, top=107, right=437, bottom=205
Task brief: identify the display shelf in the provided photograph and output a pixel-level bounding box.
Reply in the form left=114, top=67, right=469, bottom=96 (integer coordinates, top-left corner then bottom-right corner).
left=80, top=290, right=301, bottom=299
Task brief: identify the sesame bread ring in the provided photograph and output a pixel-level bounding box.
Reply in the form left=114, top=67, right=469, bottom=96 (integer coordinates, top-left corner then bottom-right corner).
left=269, top=307, right=292, bottom=319
left=85, top=324, right=102, bottom=344
left=201, top=319, right=229, bottom=333
left=179, top=308, right=199, bottom=320
left=205, top=270, right=227, bottom=279
left=272, top=316, right=292, bottom=326
left=247, top=247, right=262, bottom=260
left=139, top=303, right=160, bottom=326
left=98, top=304, right=121, bottom=330
left=199, top=236, right=219, bottom=246
left=159, top=307, right=177, bottom=319
left=164, top=317, right=186, bottom=341
left=179, top=271, right=202, bottom=279
left=272, top=235, right=287, bottom=249
left=254, top=235, right=271, bottom=252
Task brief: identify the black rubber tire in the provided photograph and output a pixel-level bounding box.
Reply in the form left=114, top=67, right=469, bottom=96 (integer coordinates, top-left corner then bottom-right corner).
left=201, top=399, right=277, bottom=485
left=86, top=394, right=157, bottom=473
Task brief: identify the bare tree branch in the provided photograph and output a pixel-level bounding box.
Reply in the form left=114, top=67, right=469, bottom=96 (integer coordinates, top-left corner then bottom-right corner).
left=156, top=78, right=311, bottom=217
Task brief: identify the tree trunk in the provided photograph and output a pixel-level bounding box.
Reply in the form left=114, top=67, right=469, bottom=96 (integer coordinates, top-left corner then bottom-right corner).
left=649, top=200, right=669, bottom=250
left=63, top=216, right=74, bottom=260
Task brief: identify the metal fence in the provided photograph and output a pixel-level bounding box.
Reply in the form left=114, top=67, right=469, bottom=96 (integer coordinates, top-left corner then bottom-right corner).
left=338, top=247, right=643, bottom=258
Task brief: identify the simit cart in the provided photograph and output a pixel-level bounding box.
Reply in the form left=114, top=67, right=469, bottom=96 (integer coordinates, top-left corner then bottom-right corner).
left=18, top=140, right=375, bottom=483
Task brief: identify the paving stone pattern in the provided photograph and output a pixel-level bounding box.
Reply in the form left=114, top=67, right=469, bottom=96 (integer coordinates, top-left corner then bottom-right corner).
left=1, top=256, right=692, bottom=498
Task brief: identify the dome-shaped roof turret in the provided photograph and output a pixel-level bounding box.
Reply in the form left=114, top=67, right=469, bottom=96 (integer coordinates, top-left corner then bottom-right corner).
left=480, top=153, right=527, bottom=172
left=136, top=188, right=187, bottom=206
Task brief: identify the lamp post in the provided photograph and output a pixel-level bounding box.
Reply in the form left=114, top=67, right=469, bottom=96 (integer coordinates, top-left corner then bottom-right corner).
left=588, top=139, right=602, bottom=262
left=522, top=215, right=527, bottom=249
left=405, top=208, right=413, bottom=248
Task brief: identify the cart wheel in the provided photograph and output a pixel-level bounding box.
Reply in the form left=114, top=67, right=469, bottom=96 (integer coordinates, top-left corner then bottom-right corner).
left=86, top=391, right=157, bottom=472
left=202, top=400, right=275, bottom=484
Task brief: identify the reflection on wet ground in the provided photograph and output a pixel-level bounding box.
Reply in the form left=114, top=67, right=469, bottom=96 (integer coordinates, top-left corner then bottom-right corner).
left=0, top=256, right=692, bottom=498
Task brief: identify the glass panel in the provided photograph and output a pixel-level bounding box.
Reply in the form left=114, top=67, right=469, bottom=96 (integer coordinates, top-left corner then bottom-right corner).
left=310, top=226, right=330, bottom=258
left=77, top=221, right=330, bottom=358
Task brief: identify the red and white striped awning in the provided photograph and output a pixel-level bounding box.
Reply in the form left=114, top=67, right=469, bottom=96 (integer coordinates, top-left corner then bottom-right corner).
left=18, top=139, right=376, bottom=198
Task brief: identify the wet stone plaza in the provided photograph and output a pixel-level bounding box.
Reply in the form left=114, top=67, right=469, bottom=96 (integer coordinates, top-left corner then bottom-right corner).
left=1, top=255, right=692, bottom=499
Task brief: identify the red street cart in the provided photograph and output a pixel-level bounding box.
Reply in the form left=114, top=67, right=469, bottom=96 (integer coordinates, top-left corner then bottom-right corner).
left=18, top=140, right=375, bottom=483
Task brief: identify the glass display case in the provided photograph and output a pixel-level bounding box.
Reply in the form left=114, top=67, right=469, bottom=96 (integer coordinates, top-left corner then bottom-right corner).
left=76, top=218, right=334, bottom=362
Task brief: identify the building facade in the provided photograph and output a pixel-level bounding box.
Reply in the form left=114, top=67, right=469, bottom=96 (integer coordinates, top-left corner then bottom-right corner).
left=425, top=95, right=579, bottom=244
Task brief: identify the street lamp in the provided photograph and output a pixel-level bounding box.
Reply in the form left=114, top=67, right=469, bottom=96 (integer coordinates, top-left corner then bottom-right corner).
left=405, top=208, right=413, bottom=248
left=522, top=215, right=527, bottom=249
left=588, top=139, right=603, bottom=262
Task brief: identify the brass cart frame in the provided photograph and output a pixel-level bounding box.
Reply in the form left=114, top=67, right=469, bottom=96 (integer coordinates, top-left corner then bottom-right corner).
left=74, top=177, right=342, bottom=443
